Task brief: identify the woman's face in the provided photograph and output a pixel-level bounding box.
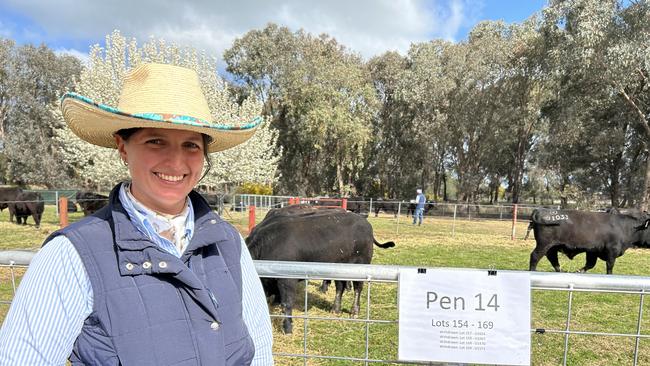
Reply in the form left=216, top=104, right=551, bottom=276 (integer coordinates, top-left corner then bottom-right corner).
left=115, top=128, right=205, bottom=214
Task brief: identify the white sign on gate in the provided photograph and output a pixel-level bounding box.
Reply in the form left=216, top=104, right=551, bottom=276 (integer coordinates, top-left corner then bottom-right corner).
left=398, top=268, right=531, bottom=365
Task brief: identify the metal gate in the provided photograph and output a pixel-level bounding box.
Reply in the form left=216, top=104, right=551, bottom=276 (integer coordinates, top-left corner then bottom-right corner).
left=1, top=252, right=650, bottom=365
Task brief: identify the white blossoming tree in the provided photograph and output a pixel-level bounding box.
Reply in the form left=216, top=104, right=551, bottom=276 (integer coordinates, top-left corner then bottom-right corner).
left=53, top=30, right=279, bottom=191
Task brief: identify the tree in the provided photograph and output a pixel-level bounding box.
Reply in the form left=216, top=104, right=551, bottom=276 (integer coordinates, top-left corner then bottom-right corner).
left=52, top=30, right=279, bottom=191
left=541, top=0, right=650, bottom=209
left=225, top=24, right=378, bottom=196
left=0, top=41, right=81, bottom=187
left=0, top=38, right=14, bottom=148
left=365, top=51, right=412, bottom=198
left=390, top=40, right=455, bottom=199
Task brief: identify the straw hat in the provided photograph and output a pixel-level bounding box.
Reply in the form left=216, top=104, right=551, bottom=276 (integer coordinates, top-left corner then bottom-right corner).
left=61, top=63, right=261, bottom=153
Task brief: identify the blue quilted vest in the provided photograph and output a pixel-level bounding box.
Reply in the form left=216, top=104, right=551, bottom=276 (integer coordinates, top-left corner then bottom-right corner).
left=48, top=184, right=254, bottom=365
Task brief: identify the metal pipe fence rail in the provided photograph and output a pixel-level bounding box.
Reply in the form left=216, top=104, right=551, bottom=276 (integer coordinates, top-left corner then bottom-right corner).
left=234, top=194, right=294, bottom=211
left=1, top=252, right=650, bottom=365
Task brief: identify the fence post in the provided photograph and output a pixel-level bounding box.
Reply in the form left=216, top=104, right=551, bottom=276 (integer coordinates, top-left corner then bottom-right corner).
left=59, top=196, right=69, bottom=228
left=342, top=198, right=347, bottom=210
left=511, top=204, right=518, bottom=240
left=395, top=201, right=401, bottom=236
left=369, top=198, right=373, bottom=216
left=248, top=205, right=256, bottom=234
left=452, top=204, right=457, bottom=237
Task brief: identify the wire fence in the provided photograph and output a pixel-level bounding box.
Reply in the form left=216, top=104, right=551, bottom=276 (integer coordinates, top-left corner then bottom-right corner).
left=1, top=254, right=649, bottom=365
left=0, top=192, right=572, bottom=240
left=231, top=195, right=559, bottom=221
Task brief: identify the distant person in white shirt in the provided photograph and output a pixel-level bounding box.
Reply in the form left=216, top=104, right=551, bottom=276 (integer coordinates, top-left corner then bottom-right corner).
left=0, top=63, right=273, bottom=365
left=413, top=188, right=426, bottom=226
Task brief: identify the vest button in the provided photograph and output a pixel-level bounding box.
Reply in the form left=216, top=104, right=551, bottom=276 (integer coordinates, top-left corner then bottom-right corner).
left=142, top=261, right=152, bottom=269
left=210, top=219, right=217, bottom=224
left=125, top=263, right=134, bottom=271
left=210, top=321, right=220, bottom=330
left=158, top=261, right=168, bottom=269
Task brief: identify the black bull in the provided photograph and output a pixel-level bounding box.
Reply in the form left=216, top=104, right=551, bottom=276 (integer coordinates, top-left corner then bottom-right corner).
left=246, top=205, right=395, bottom=333
left=528, top=209, right=650, bottom=274
left=75, top=191, right=109, bottom=216
left=10, top=191, right=44, bottom=228
left=0, top=186, right=22, bottom=222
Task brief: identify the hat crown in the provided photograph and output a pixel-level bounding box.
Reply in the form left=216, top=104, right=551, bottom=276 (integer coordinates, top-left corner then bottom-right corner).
left=117, top=63, right=212, bottom=122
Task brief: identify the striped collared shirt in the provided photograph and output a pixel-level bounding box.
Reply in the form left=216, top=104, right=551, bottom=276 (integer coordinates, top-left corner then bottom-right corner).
left=0, top=185, right=274, bottom=365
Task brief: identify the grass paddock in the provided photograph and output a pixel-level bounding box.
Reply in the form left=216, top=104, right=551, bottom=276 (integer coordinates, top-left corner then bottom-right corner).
left=2, top=206, right=650, bottom=365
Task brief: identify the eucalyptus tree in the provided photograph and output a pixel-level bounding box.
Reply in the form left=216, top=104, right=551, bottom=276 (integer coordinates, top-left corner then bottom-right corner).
left=0, top=38, right=15, bottom=182
left=437, top=22, right=522, bottom=202
left=223, top=24, right=297, bottom=118
left=225, top=24, right=378, bottom=196
left=486, top=18, right=550, bottom=204
left=541, top=0, right=650, bottom=208
left=0, top=38, right=14, bottom=147
left=53, top=30, right=279, bottom=191
left=365, top=51, right=412, bottom=198
left=1, top=42, right=81, bottom=187
left=392, top=40, right=456, bottom=200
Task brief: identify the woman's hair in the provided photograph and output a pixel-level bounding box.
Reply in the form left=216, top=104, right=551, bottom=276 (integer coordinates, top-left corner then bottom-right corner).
left=115, top=128, right=213, bottom=181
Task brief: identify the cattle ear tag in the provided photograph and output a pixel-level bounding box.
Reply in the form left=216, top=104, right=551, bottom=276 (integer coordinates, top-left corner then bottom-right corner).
left=487, top=265, right=497, bottom=276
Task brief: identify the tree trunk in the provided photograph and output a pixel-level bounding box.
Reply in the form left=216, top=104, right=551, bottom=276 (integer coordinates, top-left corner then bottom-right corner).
left=642, top=150, right=650, bottom=212
left=618, top=86, right=650, bottom=210
left=336, top=161, right=345, bottom=196
left=442, top=172, right=448, bottom=201
left=559, top=177, right=570, bottom=209
left=609, top=172, right=620, bottom=208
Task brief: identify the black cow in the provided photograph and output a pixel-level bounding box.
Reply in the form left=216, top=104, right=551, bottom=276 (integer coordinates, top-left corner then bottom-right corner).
left=523, top=207, right=620, bottom=240
left=246, top=204, right=395, bottom=333
left=345, top=197, right=369, bottom=215
left=75, top=191, right=109, bottom=216
left=373, top=199, right=400, bottom=217
left=67, top=201, right=78, bottom=212
left=406, top=201, right=436, bottom=216
left=528, top=208, right=650, bottom=274
left=12, top=191, right=44, bottom=228
left=0, top=186, right=23, bottom=222
left=199, top=192, right=221, bottom=212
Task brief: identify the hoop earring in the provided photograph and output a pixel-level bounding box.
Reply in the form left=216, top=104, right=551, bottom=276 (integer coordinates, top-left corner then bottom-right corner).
left=121, top=159, right=128, bottom=167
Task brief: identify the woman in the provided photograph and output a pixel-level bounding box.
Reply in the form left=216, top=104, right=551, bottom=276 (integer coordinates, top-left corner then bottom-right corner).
left=0, top=63, right=274, bottom=365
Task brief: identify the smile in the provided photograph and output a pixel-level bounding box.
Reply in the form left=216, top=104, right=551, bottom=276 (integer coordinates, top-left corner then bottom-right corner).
left=156, top=173, right=185, bottom=182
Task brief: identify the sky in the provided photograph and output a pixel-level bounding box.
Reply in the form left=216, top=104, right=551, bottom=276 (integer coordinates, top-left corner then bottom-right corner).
left=0, top=0, right=548, bottom=65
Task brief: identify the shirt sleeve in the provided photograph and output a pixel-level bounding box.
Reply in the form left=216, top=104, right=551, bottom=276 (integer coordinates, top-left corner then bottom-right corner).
left=239, top=235, right=274, bottom=365
left=0, top=236, right=93, bottom=365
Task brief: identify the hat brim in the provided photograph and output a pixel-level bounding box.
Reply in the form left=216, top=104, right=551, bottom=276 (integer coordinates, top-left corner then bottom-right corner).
left=61, top=93, right=261, bottom=153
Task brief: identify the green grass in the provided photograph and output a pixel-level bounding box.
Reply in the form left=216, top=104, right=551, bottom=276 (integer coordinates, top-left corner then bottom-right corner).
left=2, top=207, right=650, bottom=365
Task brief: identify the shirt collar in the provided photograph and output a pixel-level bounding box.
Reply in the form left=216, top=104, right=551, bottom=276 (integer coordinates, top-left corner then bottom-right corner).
left=118, top=182, right=195, bottom=257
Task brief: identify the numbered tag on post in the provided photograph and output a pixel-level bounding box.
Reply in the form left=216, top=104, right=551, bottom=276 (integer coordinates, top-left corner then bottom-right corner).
left=398, top=268, right=531, bottom=365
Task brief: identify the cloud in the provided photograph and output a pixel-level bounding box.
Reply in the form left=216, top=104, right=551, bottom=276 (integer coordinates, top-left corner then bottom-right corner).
left=54, top=48, right=90, bottom=65
left=2, top=0, right=472, bottom=60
